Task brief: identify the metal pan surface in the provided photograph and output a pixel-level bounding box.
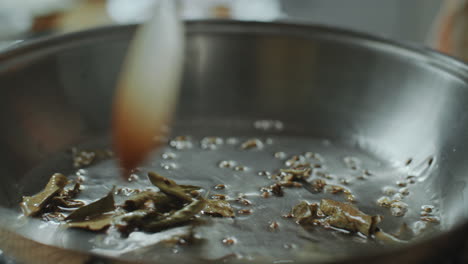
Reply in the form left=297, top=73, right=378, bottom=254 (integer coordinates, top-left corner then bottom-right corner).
left=0, top=21, right=467, bottom=263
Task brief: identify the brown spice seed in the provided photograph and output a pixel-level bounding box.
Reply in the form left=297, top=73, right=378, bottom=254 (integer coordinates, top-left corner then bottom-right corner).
left=377, top=196, right=393, bottom=208
left=422, top=205, right=434, bottom=213
left=269, top=221, right=279, bottom=231
left=214, top=184, right=226, bottom=190
left=421, top=216, right=440, bottom=223
left=211, top=194, right=227, bottom=200
left=396, top=181, right=407, bottom=187
left=270, top=183, right=284, bottom=197
left=311, top=179, right=327, bottom=192
left=238, top=209, right=252, bottom=215
left=222, top=237, right=236, bottom=246
left=235, top=198, right=252, bottom=206
left=240, top=139, right=263, bottom=150
left=234, top=166, right=247, bottom=171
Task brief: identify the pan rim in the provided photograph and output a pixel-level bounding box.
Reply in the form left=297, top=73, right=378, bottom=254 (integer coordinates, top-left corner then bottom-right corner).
left=1, top=20, right=468, bottom=82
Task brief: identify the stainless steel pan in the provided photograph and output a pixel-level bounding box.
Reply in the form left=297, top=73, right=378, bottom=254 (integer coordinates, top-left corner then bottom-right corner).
left=0, top=21, right=467, bottom=263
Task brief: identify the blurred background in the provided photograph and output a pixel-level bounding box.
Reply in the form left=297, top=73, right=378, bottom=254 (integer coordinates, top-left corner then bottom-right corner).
left=0, top=0, right=467, bottom=59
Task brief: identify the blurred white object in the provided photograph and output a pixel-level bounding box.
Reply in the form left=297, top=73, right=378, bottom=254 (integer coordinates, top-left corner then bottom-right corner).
left=106, top=0, right=282, bottom=23
left=231, top=0, right=283, bottom=21
left=0, top=7, right=32, bottom=40
left=181, top=0, right=283, bottom=21
left=112, top=0, right=184, bottom=173
left=0, top=0, right=75, bottom=40
left=107, top=0, right=158, bottom=24
left=431, top=0, right=468, bottom=60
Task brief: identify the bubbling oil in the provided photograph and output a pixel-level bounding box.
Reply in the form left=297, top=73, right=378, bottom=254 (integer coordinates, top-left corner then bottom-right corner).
left=59, top=130, right=441, bottom=261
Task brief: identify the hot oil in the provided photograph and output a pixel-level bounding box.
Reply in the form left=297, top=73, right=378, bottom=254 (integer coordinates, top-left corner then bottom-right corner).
left=57, top=120, right=441, bottom=262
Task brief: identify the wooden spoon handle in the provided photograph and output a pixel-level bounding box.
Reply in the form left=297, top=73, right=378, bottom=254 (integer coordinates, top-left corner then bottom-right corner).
left=112, top=0, right=184, bottom=176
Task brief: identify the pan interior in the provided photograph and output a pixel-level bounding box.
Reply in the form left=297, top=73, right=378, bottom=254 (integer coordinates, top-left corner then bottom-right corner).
left=0, top=22, right=467, bottom=262
left=12, top=119, right=441, bottom=262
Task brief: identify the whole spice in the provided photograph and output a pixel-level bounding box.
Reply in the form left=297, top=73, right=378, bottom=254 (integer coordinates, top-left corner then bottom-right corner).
left=290, top=201, right=319, bottom=226
left=320, top=199, right=381, bottom=236
left=202, top=200, right=235, bottom=217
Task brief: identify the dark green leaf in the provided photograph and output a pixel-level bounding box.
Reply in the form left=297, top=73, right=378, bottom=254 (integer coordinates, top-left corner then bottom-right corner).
left=66, top=214, right=113, bottom=231
left=114, top=209, right=162, bottom=234
left=60, top=182, right=81, bottom=199
left=20, top=173, right=68, bottom=216
left=142, top=199, right=206, bottom=232
left=123, top=191, right=173, bottom=211
left=148, top=172, right=193, bottom=202
left=50, top=197, right=85, bottom=209
left=66, top=188, right=115, bottom=221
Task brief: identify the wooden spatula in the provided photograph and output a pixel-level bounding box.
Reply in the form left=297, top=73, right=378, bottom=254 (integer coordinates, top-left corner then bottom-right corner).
left=112, top=0, right=184, bottom=177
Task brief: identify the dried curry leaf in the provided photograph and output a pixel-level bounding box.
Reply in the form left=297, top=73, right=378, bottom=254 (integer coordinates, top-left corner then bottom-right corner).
left=60, top=182, right=81, bottom=199
left=291, top=201, right=319, bottom=226
left=66, top=188, right=115, bottom=221
left=114, top=209, right=162, bottom=234
left=202, top=200, right=235, bottom=217
left=179, top=185, right=202, bottom=193
left=66, top=214, right=114, bottom=231
left=319, top=199, right=381, bottom=236
left=50, top=197, right=85, bottom=209
left=142, top=198, right=206, bottom=232
left=324, top=185, right=356, bottom=203
left=21, top=173, right=68, bottom=216
left=123, top=191, right=173, bottom=211
left=281, top=168, right=312, bottom=181
left=148, top=172, right=194, bottom=202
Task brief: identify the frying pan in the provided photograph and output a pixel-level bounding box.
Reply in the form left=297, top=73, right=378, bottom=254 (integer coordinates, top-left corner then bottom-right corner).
left=0, top=21, right=467, bottom=264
